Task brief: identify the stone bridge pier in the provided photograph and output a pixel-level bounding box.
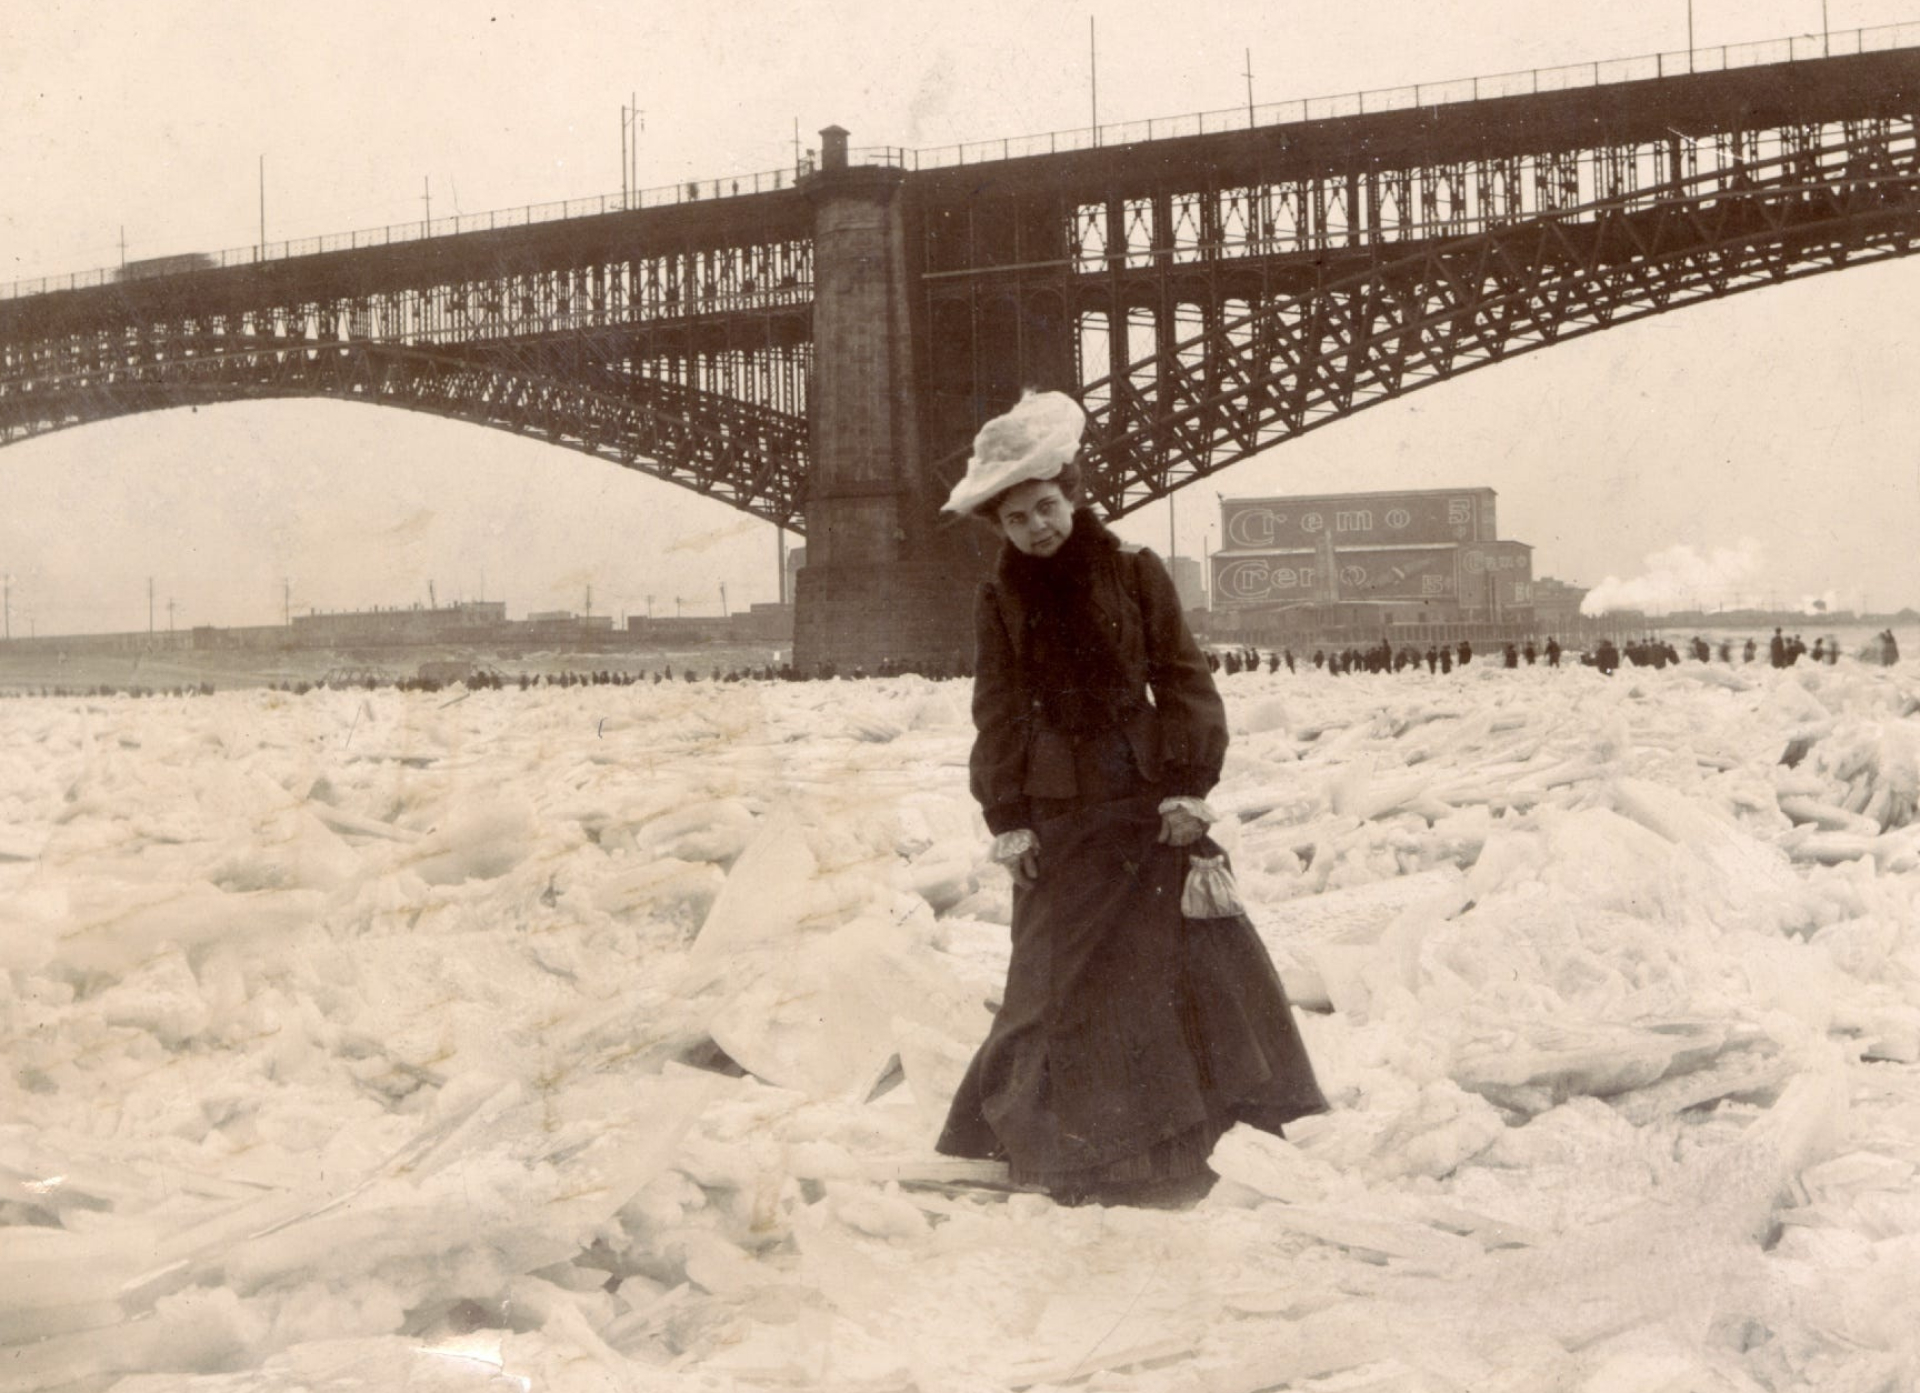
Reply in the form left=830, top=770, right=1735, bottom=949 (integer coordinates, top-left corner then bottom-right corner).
left=792, top=127, right=993, bottom=676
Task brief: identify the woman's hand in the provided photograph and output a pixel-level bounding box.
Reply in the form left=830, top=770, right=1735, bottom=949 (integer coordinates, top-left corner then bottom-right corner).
left=1156, top=796, right=1218, bottom=848
left=990, top=829, right=1041, bottom=889
left=1157, top=807, right=1208, bottom=847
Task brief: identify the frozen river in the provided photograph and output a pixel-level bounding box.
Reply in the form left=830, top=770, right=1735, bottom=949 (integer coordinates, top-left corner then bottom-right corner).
left=3, top=658, right=1919, bottom=1391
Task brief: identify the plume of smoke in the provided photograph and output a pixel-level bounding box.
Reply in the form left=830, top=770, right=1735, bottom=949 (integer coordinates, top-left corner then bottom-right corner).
left=1580, top=539, right=1765, bottom=616
left=1798, top=589, right=1864, bottom=617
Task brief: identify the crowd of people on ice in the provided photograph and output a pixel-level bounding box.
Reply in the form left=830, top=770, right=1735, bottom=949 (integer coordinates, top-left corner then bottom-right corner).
left=1578, top=626, right=1900, bottom=676
left=1200, top=626, right=1902, bottom=679
left=0, top=626, right=1901, bottom=701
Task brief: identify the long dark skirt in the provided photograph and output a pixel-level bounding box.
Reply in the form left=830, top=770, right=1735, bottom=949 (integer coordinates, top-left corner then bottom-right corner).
left=937, top=794, right=1327, bottom=1192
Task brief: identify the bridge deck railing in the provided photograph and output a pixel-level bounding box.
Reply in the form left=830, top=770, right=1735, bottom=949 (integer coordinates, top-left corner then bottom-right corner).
left=0, top=163, right=825, bottom=304
left=6, top=19, right=1918, bottom=303
left=904, top=21, right=1920, bottom=169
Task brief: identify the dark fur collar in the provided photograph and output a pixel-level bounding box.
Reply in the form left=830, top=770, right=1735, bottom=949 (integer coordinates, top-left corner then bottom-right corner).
left=994, top=508, right=1121, bottom=598
left=991, top=509, right=1140, bottom=736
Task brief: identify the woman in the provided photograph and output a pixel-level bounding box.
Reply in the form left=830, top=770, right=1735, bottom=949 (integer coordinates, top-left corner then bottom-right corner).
left=935, top=391, right=1327, bottom=1207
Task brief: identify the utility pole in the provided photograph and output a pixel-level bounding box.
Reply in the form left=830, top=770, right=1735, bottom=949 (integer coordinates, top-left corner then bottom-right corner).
left=119, top=226, right=127, bottom=270
left=675, top=596, right=683, bottom=618
left=422, top=176, right=432, bottom=233
left=1243, top=48, right=1255, bottom=126
left=1822, top=0, right=1831, bottom=56
left=646, top=594, right=654, bottom=619
left=167, top=597, right=177, bottom=633
left=1688, top=0, right=1695, bottom=72
left=585, top=583, right=592, bottom=618
left=793, top=117, right=803, bottom=176
left=719, top=583, right=729, bottom=619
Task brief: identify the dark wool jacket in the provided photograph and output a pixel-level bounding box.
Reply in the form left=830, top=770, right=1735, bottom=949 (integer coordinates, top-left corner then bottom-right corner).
left=969, top=513, right=1228, bottom=834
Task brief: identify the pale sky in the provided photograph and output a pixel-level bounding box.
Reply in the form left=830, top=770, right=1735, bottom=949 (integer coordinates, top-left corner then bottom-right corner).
left=4, top=0, right=1919, bottom=635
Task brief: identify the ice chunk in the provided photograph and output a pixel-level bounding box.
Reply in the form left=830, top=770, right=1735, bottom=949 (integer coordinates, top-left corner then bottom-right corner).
left=631, top=798, right=756, bottom=865
left=1241, top=695, right=1293, bottom=735
left=688, top=817, right=818, bottom=964
left=1453, top=1020, right=1736, bottom=1114
left=588, top=856, right=724, bottom=934
left=1210, top=1123, right=1339, bottom=1203
left=706, top=914, right=991, bottom=1099
left=891, top=1016, right=977, bottom=1133
left=904, top=848, right=974, bottom=914
left=208, top=807, right=361, bottom=892
left=403, top=798, right=538, bottom=885
left=53, top=883, right=325, bottom=975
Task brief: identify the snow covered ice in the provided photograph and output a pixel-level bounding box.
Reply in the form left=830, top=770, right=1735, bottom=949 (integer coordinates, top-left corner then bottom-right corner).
left=5, top=659, right=1920, bottom=1391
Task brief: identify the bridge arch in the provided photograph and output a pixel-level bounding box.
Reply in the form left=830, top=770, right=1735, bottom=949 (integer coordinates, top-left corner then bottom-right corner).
left=0, top=342, right=809, bottom=531
left=1078, top=143, right=1920, bottom=517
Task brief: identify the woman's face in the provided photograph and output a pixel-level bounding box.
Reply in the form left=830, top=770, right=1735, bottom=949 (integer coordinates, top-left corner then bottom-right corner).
left=993, top=480, right=1074, bottom=558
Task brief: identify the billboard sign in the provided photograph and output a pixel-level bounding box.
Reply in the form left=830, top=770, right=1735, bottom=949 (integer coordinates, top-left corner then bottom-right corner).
left=1457, top=541, right=1533, bottom=609
left=1220, top=490, right=1495, bottom=550
left=1213, top=546, right=1462, bottom=608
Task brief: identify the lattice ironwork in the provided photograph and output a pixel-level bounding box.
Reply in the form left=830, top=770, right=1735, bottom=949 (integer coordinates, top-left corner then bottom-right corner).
left=0, top=219, right=816, bottom=527
left=0, top=339, right=809, bottom=528
left=1070, top=119, right=1920, bottom=517
left=10, top=49, right=1920, bottom=553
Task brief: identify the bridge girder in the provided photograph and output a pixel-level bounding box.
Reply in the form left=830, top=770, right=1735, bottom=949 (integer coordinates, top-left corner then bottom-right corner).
left=0, top=341, right=810, bottom=529
left=7, top=48, right=1920, bottom=670
left=1065, top=124, right=1920, bottom=517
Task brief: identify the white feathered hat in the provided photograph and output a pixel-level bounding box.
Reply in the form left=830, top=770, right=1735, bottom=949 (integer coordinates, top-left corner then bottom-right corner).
left=941, top=390, right=1087, bottom=516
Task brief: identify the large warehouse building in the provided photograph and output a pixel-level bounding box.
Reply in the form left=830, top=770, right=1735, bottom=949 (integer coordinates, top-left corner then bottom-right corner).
left=1209, top=487, right=1539, bottom=644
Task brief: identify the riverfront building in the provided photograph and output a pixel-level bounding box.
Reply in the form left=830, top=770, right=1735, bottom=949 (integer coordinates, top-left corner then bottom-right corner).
left=1209, top=488, right=1538, bottom=645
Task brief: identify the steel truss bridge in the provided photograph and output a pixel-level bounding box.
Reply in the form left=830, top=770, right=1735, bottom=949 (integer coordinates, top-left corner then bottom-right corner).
left=7, top=31, right=1920, bottom=661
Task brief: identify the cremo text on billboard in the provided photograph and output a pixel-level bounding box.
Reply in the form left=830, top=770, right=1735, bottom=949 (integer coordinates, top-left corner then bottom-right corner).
left=1212, top=546, right=1462, bottom=607
left=1220, top=489, right=1496, bottom=550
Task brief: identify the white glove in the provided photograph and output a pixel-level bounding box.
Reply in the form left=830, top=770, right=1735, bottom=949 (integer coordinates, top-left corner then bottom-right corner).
left=989, top=829, right=1040, bottom=889
left=1156, top=796, right=1217, bottom=848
